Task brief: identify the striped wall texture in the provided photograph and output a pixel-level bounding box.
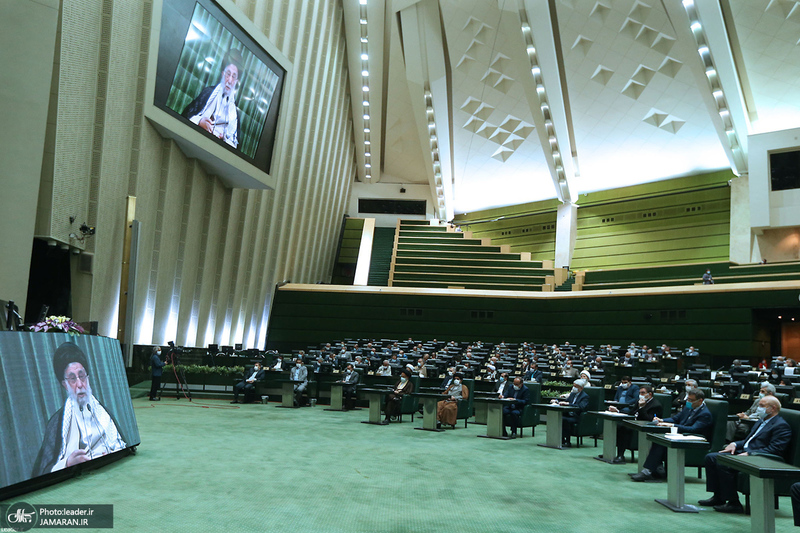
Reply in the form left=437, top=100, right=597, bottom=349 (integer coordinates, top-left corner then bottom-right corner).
left=454, top=171, right=734, bottom=271
left=35, top=0, right=355, bottom=348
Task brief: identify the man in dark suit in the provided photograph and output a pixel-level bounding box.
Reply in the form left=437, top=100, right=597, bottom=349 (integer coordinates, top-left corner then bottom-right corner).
left=613, top=376, right=638, bottom=412
left=699, top=396, right=791, bottom=513
left=672, top=379, right=698, bottom=411
left=632, top=388, right=713, bottom=481
left=493, top=372, right=511, bottom=396
left=231, top=361, right=265, bottom=404
left=502, top=378, right=530, bottom=438
left=608, top=384, right=662, bottom=463
left=440, top=367, right=456, bottom=390
left=551, top=379, right=589, bottom=447
left=340, top=363, right=360, bottom=410
left=524, top=362, right=543, bottom=384
left=149, top=346, right=165, bottom=401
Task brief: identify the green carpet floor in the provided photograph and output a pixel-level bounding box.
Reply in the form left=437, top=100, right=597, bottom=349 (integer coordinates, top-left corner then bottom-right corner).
left=5, top=398, right=798, bottom=532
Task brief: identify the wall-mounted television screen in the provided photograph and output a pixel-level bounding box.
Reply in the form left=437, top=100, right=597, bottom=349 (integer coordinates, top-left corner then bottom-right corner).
left=154, top=0, right=285, bottom=174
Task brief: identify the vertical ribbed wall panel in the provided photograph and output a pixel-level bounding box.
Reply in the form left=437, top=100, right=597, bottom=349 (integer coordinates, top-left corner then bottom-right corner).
left=44, top=0, right=355, bottom=348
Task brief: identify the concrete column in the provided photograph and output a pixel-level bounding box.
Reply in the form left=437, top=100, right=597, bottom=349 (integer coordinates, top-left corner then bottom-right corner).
left=555, top=202, right=577, bottom=270
left=0, top=0, right=59, bottom=317
left=729, top=174, right=752, bottom=263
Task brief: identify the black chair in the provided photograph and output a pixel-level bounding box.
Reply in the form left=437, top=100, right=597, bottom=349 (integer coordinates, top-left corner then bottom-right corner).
left=685, top=399, right=728, bottom=478
left=572, top=387, right=604, bottom=447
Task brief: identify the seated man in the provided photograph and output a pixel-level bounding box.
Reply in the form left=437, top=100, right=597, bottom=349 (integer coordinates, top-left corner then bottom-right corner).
left=524, top=362, right=543, bottom=384
left=493, top=372, right=510, bottom=396
left=562, top=361, right=579, bottom=379
left=340, top=363, right=359, bottom=410
left=440, top=367, right=456, bottom=390
left=608, top=384, right=661, bottom=463
left=290, top=357, right=308, bottom=406
left=383, top=368, right=414, bottom=423
left=699, top=395, right=791, bottom=513
left=272, top=356, right=284, bottom=371
left=632, top=388, right=713, bottom=481
left=551, top=379, right=589, bottom=448
left=437, top=373, right=467, bottom=429
left=613, top=376, right=638, bottom=413
left=232, top=361, right=265, bottom=404
left=727, top=381, right=775, bottom=441
left=672, top=379, right=698, bottom=411
left=502, top=377, right=530, bottom=439
left=376, top=360, right=393, bottom=376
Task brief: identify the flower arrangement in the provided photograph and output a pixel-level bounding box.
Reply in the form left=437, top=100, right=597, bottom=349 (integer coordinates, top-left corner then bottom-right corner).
left=29, top=315, right=85, bottom=336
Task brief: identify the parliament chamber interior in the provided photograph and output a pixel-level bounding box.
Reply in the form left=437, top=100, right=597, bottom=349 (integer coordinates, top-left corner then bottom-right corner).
left=4, top=0, right=800, bottom=531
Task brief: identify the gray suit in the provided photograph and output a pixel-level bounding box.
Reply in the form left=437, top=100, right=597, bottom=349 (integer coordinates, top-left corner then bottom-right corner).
left=290, top=364, right=308, bottom=405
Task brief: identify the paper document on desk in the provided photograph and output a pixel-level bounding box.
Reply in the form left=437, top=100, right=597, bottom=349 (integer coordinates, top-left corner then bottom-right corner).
left=664, top=434, right=707, bottom=441
left=600, top=411, right=629, bottom=416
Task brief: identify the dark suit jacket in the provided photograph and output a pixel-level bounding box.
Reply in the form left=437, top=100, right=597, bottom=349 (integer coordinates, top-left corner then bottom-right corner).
left=666, top=402, right=714, bottom=439
left=565, top=390, right=589, bottom=416
left=614, top=385, right=638, bottom=405
left=734, top=415, right=792, bottom=457
left=629, top=398, right=662, bottom=421
left=242, top=366, right=265, bottom=383
left=524, top=369, right=543, bottom=383
left=440, top=375, right=455, bottom=390
left=151, top=353, right=165, bottom=377
left=505, top=385, right=530, bottom=410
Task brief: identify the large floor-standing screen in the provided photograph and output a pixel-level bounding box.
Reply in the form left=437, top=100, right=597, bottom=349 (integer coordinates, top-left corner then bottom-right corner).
left=0, top=333, right=140, bottom=499
left=154, top=0, right=286, bottom=174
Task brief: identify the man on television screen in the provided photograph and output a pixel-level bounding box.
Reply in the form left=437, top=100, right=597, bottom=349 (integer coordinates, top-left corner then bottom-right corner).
left=182, top=48, right=243, bottom=150
left=31, top=342, right=127, bottom=476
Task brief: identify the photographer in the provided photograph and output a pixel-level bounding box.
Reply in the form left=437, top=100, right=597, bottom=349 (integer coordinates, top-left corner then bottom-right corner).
left=150, top=346, right=165, bottom=401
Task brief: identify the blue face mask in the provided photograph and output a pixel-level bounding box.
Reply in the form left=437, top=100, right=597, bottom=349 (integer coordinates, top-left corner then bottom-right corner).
left=685, top=400, right=693, bottom=410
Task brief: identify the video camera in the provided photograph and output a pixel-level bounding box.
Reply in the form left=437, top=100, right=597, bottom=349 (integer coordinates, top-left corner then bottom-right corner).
left=166, top=341, right=183, bottom=364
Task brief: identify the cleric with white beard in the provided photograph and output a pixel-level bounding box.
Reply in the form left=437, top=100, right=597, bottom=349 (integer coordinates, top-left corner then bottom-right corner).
left=31, top=342, right=127, bottom=476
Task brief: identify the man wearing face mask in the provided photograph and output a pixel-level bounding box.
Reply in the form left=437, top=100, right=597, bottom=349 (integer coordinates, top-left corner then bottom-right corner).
left=437, top=373, right=468, bottom=429
left=149, top=345, right=165, bottom=401
left=383, top=368, right=414, bottom=423
left=340, top=363, right=360, bottom=410
left=562, top=360, right=579, bottom=379
left=702, top=269, right=714, bottom=284
left=608, top=385, right=662, bottom=463
left=672, top=379, right=698, bottom=411
left=726, top=382, right=775, bottom=441
left=551, top=379, right=589, bottom=447
left=232, top=361, right=265, bottom=404
left=494, top=372, right=511, bottom=397
left=699, top=396, right=791, bottom=513
left=502, top=378, right=530, bottom=438
left=290, top=357, right=308, bottom=406
left=440, top=367, right=456, bottom=390
left=524, top=361, right=543, bottom=384
left=632, top=388, right=713, bottom=481
left=613, top=376, right=638, bottom=413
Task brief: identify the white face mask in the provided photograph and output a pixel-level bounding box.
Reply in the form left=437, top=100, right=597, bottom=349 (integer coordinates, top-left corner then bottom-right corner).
left=639, top=394, right=647, bottom=402
left=571, top=387, right=579, bottom=394
left=513, top=385, right=521, bottom=391
left=755, top=406, right=767, bottom=419
left=400, top=377, right=407, bottom=383
left=621, top=383, right=629, bottom=389
left=685, top=385, right=692, bottom=392
left=156, top=350, right=161, bottom=356
left=296, top=363, right=302, bottom=367
left=453, top=379, right=461, bottom=386
left=758, top=392, right=766, bottom=399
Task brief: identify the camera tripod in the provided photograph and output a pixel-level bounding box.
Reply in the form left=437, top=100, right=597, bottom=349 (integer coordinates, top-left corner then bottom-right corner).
left=159, top=345, right=192, bottom=401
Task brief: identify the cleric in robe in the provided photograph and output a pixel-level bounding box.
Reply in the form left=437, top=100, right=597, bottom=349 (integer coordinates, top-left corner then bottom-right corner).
left=181, top=48, right=244, bottom=150
left=31, top=342, right=127, bottom=477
